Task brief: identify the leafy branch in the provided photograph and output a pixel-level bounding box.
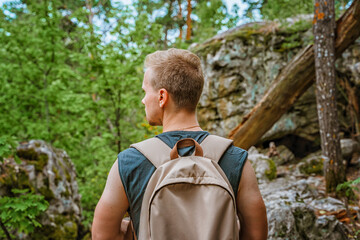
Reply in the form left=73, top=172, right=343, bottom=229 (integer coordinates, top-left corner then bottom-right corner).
left=0, top=189, right=49, bottom=239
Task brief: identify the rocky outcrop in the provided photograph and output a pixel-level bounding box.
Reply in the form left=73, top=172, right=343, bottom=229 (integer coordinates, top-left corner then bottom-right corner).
left=261, top=177, right=354, bottom=240
left=249, top=147, right=359, bottom=239
left=0, top=140, right=83, bottom=239
left=192, top=21, right=360, bottom=153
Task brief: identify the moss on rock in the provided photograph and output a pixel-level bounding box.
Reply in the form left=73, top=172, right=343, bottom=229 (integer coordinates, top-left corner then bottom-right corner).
left=17, top=147, right=49, bottom=171
left=298, top=154, right=324, bottom=175
left=0, top=163, right=33, bottom=192
left=192, top=39, right=223, bottom=58
left=265, top=158, right=277, bottom=180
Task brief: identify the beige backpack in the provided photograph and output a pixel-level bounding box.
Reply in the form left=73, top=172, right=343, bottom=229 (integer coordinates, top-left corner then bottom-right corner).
left=131, top=135, right=240, bottom=240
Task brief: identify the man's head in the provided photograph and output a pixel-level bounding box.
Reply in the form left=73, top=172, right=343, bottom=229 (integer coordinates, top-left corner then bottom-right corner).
left=142, top=48, right=204, bottom=125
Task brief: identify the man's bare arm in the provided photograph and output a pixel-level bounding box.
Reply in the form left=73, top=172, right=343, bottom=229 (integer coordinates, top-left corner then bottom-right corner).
left=92, top=159, right=129, bottom=240
left=237, top=160, right=268, bottom=240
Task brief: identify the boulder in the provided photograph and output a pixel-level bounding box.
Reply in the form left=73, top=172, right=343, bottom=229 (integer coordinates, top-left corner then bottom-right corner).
left=340, top=138, right=359, bottom=161
left=0, top=140, right=83, bottom=239
left=248, top=146, right=277, bottom=183
left=261, top=144, right=296, bottom=166
left=260, top=177, right=349, bottom=239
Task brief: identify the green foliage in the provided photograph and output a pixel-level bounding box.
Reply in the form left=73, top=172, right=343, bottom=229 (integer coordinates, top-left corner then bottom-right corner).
left=133, top=0, right=239, bottom=46
left=192, top=0, right=239, bottom=43
left=0, top=136, right=19, bottom=163
left=261, top=0, right=313, bottom=21
left=243, top=0, right=353, bottom=20
left=336, top=177, right=360, bottom=200
left=0, top=0, right=166, bottom=226
left=0, top=189, right=48, bottom=238
left=281, top=20, right=312, bottom=34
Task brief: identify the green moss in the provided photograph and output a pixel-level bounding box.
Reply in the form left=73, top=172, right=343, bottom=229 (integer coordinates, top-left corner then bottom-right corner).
left=81, top=233, right=92, bottom=240
left=65, top=170, right=71, bottom=182
left=299, top=157, right=324, bottom=175
left=61, top=188, right=71, bottom=198
left=279, top=20, right=312, bottom=34
left=265, top=158, right=277, bottom=180
left=31, top=219, right=78, bottom=240
left=63, top=221, right=78, bottom=239
left=16, top=148, right=38, bottom=160
left=276, top=224, right=288, bottom=237
left=280, top=41, right=302, bottom=51
left=0, top=164, right=33, bottom=191
left=192, top=25, right=265, bottom=58
left=193, top=20, right=312, bottom=58
left=52, top=166, right=61, bottom=185
left=224, top=29, right=261, bottom=43
left=38, top=178, right=54, bottom=200
left=39, top=186, right=55, bottom=200
left=17, top=147, right=49, bottom=171
left=37, top=153, right=49, bottom=170
left=192, top=40, right=223, bottom=58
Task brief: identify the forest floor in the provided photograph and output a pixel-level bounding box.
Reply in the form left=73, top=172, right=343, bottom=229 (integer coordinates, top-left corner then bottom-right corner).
left=306, top=155, right=360, bottom=238
left=274, top=151, right=360, bottom=238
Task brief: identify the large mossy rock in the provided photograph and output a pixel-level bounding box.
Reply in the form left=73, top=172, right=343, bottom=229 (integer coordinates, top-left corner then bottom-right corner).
left=0, top=140, right=83, bottom=239
left=192, top=20, right=360, bottom=152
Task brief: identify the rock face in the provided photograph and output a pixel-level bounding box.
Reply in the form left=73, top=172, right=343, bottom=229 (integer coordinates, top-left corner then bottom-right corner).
left=0, top=140, right=82, bottom=239
left=192, top=21, right=360, bottom=152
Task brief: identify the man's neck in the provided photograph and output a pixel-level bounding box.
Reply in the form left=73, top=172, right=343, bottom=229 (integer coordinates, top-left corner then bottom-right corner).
left=162, top=110, right=202, bottom=132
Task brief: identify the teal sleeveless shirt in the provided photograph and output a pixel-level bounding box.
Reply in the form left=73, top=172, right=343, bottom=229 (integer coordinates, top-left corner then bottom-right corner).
left=118, top=131, right=248, bottom=237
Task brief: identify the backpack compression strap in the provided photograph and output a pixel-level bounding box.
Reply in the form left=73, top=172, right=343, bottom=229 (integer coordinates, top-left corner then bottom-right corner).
left=130, top=135, right=233, bottom=168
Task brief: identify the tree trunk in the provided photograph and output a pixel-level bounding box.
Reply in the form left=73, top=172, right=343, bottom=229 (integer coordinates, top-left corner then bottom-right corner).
left=164, top=0, right=174, bottom=48
left=186, top=0, right=192, bottom=40
left=228, top=0, right=360, bottom=150
left=85, top=0, right=94, bottom=25
left=313, top=0, right=346, bottom=193
left=178, top=0, right=183, bottom=40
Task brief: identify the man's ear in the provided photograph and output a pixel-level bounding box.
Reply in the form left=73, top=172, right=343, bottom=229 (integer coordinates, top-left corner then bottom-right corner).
left=159, top=88, right=168, bottom=108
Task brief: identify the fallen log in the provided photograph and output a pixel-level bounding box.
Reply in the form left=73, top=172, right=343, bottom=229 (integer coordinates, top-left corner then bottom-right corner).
left=228, top=0, right=360, bottom=150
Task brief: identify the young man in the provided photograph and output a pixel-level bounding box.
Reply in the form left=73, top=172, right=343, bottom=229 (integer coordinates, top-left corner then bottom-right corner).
left=92, top=48, right=268, bottom=240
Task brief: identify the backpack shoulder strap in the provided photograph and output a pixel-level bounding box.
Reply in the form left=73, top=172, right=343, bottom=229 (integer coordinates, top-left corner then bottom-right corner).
left=130, top=137, right=171, bottom=168
left=201, top=135, right=233, bottom=163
